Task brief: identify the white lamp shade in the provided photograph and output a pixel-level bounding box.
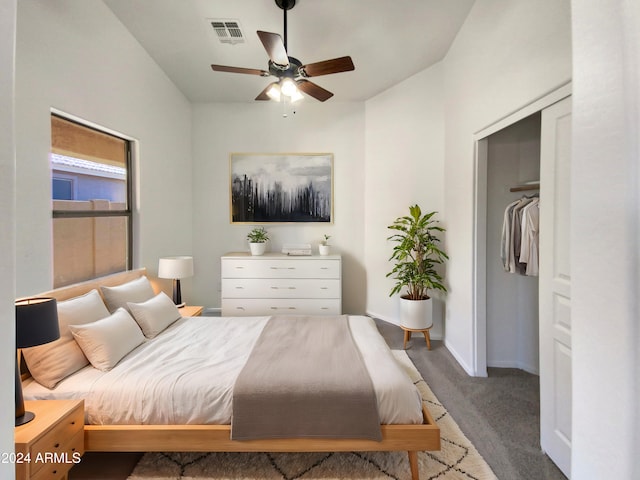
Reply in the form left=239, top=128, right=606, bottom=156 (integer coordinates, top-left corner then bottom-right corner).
left=158, top=256, right=194, bottom=279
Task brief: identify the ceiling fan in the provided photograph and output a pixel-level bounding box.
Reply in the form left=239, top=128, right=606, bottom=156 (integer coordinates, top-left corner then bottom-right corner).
left=211, top=0, right=355, bottom=102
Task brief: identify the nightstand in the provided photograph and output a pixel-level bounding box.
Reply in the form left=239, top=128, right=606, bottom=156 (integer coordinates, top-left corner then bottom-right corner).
left=179, top=305, right=204, bottom=317
left=15, top=399, right=84, bottom=480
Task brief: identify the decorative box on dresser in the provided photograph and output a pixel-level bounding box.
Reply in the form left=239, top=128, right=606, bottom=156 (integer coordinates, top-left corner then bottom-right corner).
left=221, top=252, right=342, bottom=316
left=14, top=399, right=84, bottom=480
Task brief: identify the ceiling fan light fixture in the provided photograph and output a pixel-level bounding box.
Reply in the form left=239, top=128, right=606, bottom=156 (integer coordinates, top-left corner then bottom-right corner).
left=280, top=78, right=298, bottom=96
left=289, top=88, right=304, bottom=103
left=266, top=82, right=281, bottom=101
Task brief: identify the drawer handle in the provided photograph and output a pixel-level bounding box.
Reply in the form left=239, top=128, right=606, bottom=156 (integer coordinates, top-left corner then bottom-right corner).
left=288, top=307, right=296, bottom=310
left=270, top=267, right=296, bottom=270
left=270, top=286, right=296, bottom=290
left=320, top=267, right=329, bottom=270
left=235, top=307, right=245, bottom=310
left=320, top=287, right=328, bottom=290
left=235, top=286, right=244, bottom=289
left=321, top=307, right=329, bottom=310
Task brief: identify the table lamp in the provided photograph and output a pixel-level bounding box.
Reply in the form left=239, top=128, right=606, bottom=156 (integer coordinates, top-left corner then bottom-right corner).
left=15, top=297, right=60, bottom=426
left=158, top=256, right=194, bottom=307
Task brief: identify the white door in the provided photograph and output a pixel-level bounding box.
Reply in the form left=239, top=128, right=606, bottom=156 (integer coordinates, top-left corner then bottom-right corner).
left=539, top=95, right=572, bottom=477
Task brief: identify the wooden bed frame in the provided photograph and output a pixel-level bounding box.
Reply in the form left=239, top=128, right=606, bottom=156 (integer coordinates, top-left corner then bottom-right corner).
left=33, top=269, right=441, bottom=480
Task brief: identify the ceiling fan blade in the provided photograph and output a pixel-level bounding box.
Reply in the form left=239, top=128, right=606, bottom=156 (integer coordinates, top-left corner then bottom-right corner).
left=257, top=31, right=289, bottom=67
left=297, top=80, right=334, bottom=102
left=211, top=65, right=269, bottom=76
left=255, top=84, right=272, bottom=101
left=301, top=56, right=355, bottom=77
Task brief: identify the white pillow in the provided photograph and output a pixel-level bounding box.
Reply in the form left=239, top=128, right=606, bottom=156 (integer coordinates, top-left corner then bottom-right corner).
left=100, top=276, right=155, bottom=313
left=69, top=308, right=144, bottom=371
left=22, top=289, right=110, bottom=389
left=127, top=292, right=181, bottom=338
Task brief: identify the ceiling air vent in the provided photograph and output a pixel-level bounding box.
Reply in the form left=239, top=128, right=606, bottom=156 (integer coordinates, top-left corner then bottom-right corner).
left=210, top=19, right=245, bottom=45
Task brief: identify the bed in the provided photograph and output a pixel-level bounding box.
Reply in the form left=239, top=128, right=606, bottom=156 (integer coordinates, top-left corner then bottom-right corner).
left=21, top=269, right=440, bottom=480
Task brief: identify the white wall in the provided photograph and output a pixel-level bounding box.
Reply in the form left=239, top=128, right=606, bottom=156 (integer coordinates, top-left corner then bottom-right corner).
left=571, top=1, right=640, bottom=478
left=191, top=101, right=366, bottom=313
left=0, top=1, right=17, bottom=477
left=442, top=0, right=572, bottom=373
left=364, top=63, right=445, bottom=337
left=15, top=0, right=193, bottom=297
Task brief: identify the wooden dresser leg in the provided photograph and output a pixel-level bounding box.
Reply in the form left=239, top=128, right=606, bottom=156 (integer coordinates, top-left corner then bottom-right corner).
left=408, top=450, right=420, bottom=480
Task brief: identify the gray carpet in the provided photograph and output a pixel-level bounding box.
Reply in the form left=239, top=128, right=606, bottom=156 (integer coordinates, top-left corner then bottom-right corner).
left=373, top=318, right=567, bottom=480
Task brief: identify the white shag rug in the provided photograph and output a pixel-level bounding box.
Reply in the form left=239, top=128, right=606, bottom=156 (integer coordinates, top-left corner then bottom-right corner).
left=128, top=351, right=497, bottom=480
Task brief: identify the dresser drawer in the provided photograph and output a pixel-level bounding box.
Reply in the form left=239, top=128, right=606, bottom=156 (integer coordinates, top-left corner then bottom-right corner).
left=222, top=258, right=340, bottom=279
left=28, top=404, right=83, bottom=477
left=222, top=278, right=340, bottom=299
left=222, top=298, right=341, bottom=316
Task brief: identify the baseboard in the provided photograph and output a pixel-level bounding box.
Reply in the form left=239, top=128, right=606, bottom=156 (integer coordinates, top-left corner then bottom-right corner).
left=443, top=339, right=476, bottom=376
left=488, top=359, right=539, bottom=375
left=366, top=310, right=399, bottom=326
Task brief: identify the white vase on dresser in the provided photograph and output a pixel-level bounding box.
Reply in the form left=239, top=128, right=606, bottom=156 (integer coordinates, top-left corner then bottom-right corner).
left=221, top=252, right=342, bottom=316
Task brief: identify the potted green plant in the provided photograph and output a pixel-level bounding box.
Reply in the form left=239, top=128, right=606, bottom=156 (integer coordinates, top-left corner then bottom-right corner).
left=247, top=226, right=269, bottom=256
left=387, top=205, right=448, bottom=329
left=319, top=234, right=331, bottom=255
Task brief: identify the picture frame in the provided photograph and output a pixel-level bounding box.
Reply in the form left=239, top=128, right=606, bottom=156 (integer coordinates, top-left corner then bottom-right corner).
left=230, top=153, right=333, bottom=224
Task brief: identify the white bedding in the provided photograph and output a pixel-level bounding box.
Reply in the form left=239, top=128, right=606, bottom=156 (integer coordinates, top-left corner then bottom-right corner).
left=23, top=315, right=423, bottom=426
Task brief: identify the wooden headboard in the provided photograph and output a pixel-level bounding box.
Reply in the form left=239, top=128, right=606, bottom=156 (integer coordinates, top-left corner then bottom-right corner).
left=20, top=268, right=155, bottom=380
left=34, top=268, right=156, bottom=301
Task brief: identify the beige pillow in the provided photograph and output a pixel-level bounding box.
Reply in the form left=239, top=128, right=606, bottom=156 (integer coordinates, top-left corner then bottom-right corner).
left=100, top=276, right=155, bottom=313
left=69, top=308, right=145, bottom=371
left=127, top=292, right=181, bottom=338
left=22, top=289, right=110, bottom=389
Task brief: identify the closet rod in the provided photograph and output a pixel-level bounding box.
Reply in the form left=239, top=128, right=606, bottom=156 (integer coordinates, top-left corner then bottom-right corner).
left=509, top=183, right=540, bottom=192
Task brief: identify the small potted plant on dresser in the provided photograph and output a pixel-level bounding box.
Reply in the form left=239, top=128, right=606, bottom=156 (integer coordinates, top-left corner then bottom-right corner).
left=319, top=235, right=331, bottom=255
left=387, top=205, right=448, bottom=330
left=247, top=226, right=269, bottom=256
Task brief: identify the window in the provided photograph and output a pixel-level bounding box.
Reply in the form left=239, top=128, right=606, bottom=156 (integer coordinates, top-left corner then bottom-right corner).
left=51, top=115, right=132, bottom=287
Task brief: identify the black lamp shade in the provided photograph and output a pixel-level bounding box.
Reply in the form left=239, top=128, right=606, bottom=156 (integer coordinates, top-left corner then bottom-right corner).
left=16, top=297, right=60, bottom=348
left=15, top=297, right=60, bottom=426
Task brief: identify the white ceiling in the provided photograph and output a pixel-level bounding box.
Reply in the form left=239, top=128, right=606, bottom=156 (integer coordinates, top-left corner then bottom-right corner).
left=103, top=0, right=475, bottom=103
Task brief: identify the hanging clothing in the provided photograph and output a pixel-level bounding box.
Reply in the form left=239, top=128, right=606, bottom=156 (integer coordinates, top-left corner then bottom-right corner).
left=501, top=195, right=539, bottom=276
left=519, top=198, right=539, bottom=276
left=500, top=198, right=521, bottom=271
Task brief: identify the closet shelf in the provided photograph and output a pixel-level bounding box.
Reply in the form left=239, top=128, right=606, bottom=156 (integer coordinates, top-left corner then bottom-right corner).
left=510, top=182, right=540, bottom=192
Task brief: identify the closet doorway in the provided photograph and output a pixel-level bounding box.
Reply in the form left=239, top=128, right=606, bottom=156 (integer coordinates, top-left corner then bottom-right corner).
left=485, top=112, right=541, bottom=374
left=472, top=84, right=572, bottom=478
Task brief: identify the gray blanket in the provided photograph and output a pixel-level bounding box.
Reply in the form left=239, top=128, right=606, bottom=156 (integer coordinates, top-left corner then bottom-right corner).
left=231, top=315, right=382, bottom=441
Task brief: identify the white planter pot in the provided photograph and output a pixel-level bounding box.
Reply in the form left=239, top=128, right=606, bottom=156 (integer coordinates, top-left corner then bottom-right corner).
left=400, top=296, right=433, bottom=330
left=318, top=244, right=331, bottom=256
left=249, top=242, right=267, bottom=256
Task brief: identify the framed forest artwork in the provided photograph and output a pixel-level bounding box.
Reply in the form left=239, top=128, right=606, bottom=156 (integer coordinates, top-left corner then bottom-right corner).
left=230, top=153, right=333, bottom=223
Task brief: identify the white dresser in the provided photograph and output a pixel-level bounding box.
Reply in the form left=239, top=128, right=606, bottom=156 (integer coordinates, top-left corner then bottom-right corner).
left=221, top=252, right=342, bottom=316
